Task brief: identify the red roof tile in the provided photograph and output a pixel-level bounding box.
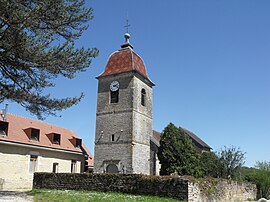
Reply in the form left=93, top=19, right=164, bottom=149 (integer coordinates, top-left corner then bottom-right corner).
left=99, top=47, right=149, bottom=79
left=0, top=113, right=93, bottom=165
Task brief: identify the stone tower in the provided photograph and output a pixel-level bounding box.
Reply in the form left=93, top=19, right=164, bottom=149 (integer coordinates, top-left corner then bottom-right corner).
left=94, top=33, right=154, bottom=175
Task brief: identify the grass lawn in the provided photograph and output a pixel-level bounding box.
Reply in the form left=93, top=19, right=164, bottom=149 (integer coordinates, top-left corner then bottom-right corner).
left=29, top=189, right=183, bottom=202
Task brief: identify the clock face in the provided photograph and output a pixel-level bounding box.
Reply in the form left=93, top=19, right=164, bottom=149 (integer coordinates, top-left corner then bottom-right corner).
left=110, top=81, right=119, bottom=92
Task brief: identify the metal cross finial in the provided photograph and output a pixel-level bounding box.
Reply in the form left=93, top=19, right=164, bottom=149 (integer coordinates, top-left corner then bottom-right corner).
left=124, top=18, right=130, bottom=33
left=121, top=16, right=133, bottom=49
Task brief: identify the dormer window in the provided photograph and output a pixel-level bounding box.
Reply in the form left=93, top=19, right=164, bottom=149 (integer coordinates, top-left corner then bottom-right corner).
left=0, top=121, right=8, bottom=136
left=141, top=89, right=146, bottom=106
left=69, top=137, right=82, bottom=148
left=53, top=133, right=61, bottom=145
left=30, top=128, right=40, bottom=141
left=46, top=133, right=61, bottom=145
left=76, top=138, right=82, bottom=148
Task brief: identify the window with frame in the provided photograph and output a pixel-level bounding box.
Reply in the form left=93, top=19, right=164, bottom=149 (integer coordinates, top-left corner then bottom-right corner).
left=29, top=155, right=38, bottom=173
left=71, top=160, right=76, bottom=173
left=110, top=90, right=119, bottom=103
left=0, top=121, right=8, bottom=136
left=53, top=133, right=61, bottom=145
left=141, top=89, right=146, bottom=106
left=52, top=163, right=59, bottom=173
left=30, top=128, right=40, bottom=141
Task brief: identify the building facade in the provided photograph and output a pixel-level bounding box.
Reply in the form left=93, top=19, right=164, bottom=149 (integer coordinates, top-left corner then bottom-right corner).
left=94, top=33, right=154, bottom=175
left=0, top=113, right=93, bottom=191
left=93, top=33, right=212, bottom=176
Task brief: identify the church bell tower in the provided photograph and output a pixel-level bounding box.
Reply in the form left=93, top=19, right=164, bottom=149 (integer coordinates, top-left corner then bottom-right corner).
left=94, top=33, right=154, bottom=174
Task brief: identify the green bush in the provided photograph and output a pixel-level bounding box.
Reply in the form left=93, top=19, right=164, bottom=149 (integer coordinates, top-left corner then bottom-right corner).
left=157, top=123, right=201, bottom=177
left=245, top=170, right=270, bottom=199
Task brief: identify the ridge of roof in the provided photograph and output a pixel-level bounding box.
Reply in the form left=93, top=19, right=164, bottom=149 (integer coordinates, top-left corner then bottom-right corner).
left=152, top=128, right=211, bottom=150
left=150, top=136, right=160, bottom=147
left=180, top=127, right=212, bottom=149
left=5, top=113, right=77, bottom=135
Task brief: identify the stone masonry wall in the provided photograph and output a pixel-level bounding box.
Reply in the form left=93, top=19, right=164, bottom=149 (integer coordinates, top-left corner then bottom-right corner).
left=132, top=143, right=150, bottom=174
left=33, top=173, right=256, bottom=201
left=94, top=73, right=134, bottom=174
left=94, top=72, right=153, bottom=175
left=131, top=76, right=152, bottom=175
left=188, top=178, right=257, bottom=202
left=33, top=173, right=188, bottom=200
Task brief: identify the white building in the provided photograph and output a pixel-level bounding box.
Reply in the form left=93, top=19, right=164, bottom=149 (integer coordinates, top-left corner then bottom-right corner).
left=0, top=113, right=93, bottom=191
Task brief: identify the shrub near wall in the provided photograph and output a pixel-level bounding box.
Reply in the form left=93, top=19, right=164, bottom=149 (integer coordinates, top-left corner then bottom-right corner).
left=33, top=173, right=189, bottom=200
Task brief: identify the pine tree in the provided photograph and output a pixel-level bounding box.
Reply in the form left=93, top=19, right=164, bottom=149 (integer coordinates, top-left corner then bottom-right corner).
left=157, top=123, right=201, bottom=177
left=0, top=0, right=99, bottom=119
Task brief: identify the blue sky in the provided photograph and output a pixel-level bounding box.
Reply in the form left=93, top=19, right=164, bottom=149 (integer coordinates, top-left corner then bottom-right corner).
left=4, top=0, right=270, bottom=167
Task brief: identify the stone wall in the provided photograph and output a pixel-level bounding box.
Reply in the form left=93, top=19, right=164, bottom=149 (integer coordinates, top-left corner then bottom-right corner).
left=188, top=177, right=257, bottom=202
left=33, top=173, right=188, bottom=200
left=94, top=72, right=153, bottom=175
left=33, top=173, right=256, bottom=201
left=131, top=76, right=152, bottom=175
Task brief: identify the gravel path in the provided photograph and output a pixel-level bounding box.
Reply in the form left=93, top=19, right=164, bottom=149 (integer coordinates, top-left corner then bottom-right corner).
left=0, top=191, right=33, bottom=202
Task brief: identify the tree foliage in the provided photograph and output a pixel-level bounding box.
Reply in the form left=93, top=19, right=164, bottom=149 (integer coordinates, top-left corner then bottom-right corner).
left=157, top=123, right=201, bottom=177
left=200, top=146, right=246, bottom=180
left=239, top=166, right=257, bottom=180
left=217, top=146, right=246, bottom=179
left=0, top=0, right=98, bottom=119
left=255, top=161, right=270, bottom=170
left=245, top=161, right=270, bottom=198
left=246, top=169, right=270, bottom=199
left=200, top=151, right=219, bottom=178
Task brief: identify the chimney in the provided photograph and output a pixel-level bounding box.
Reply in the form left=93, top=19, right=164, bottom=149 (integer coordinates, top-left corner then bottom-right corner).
left=1, top=104, right=8, bottom=121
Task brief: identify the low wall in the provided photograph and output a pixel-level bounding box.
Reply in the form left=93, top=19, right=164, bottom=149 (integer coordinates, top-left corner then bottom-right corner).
left=33, top=173, right=188, bottom=200
left=188, top=178, right=257, bottom=202
left=33, top=173, right=256, bottom=201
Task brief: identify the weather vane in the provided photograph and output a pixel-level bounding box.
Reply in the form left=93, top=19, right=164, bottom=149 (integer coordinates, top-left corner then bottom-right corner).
left=124, top=17, right=130, bottom=33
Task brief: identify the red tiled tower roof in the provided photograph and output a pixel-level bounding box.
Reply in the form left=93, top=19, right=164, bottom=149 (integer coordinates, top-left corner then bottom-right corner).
left=100, top=48, right=148, bottom=79
left=98, top=33, right=151, bottom=82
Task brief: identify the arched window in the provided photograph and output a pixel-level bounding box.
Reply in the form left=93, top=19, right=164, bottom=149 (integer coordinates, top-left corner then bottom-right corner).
left=110, top=90, right=119, bottom=103
left=141, top=89, right=146, bottom=106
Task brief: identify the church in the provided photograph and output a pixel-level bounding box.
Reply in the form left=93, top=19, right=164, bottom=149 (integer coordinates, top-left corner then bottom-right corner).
left=94, top=32, right=211, bottom=175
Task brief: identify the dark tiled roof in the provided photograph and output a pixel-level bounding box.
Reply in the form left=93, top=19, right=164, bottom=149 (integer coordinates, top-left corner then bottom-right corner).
left=151, top=130, right=161, bottom=147
left=152, top=128, right=211, bottom=150
left=180, top=127, right=211, bottom=149
left=153, top=130, right=161, bottom=142
left=98, top=47, right=149, bottom=80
